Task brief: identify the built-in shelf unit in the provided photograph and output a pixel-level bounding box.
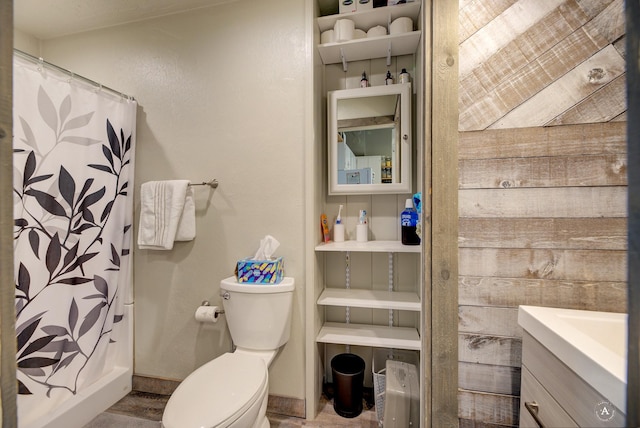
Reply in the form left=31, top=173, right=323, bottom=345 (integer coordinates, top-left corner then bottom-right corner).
left=317, top=2, right=422, bottom=68
left=307, top=0, right=424, bottom=422
left=315, top=240, right=422, bottom=351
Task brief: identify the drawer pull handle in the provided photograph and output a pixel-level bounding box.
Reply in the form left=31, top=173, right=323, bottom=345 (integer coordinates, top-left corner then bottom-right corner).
left=525, top=401, right=546, bottom=428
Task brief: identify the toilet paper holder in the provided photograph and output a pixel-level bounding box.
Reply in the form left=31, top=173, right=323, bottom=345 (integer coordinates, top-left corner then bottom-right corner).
left=195, top=300, right=225, bottom=323
left=201, top=300, right=225, bottom=314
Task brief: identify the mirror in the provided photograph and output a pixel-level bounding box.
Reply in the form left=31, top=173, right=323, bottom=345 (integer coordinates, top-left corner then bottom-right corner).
left=328, top=83, right=411, bottom=195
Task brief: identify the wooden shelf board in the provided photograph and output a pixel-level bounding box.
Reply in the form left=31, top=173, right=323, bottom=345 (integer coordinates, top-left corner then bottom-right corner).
left=318, top=288, right=421, bottom=311
left=317, top=31, right=421, bottom=65
left=317, top=322, right=421, bottom=350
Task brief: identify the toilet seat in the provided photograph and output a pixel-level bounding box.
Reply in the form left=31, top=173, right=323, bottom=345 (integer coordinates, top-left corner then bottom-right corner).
left=162, top=352, right=268, bottom=428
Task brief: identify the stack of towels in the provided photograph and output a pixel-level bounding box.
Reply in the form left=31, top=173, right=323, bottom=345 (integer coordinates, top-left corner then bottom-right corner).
left=137, top=180, right=196, bottom=250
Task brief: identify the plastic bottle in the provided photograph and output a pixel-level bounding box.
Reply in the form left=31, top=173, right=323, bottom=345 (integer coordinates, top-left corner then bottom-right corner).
left=385, top=70, right=393, bottom=85
left=401, top=198, right=420, bottom=245
left=356, top=209, right=368, bottom=242
left=360, top=71, right=369, bottom=88
left=399, top=68, right=410, bottom=84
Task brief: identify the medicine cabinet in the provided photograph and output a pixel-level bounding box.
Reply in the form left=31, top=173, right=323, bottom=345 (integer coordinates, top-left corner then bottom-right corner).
left=328, top=82, right=411, bottom=195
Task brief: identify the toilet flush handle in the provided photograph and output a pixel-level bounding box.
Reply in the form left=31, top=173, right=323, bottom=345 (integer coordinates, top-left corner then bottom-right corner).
left=220, top=291, right=230, bottom=300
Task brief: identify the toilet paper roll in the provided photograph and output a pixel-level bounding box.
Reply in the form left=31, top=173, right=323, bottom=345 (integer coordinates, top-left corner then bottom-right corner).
left=367, top=25, right=387, bottom=38
left=353, top=29, right=366, bottom=39
left=356, top=224, right=368, bottom=242
left=389, top=17, right=413, bottom=35
left=195, top=305, right=221, bottom=323
left=321, top=29, right=335, bottom=44
left=334, top=19, right=355, bottom=42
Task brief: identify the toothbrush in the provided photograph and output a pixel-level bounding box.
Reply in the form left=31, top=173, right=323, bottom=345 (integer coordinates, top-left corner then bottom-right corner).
left=336, top=205, right=343, bottom=224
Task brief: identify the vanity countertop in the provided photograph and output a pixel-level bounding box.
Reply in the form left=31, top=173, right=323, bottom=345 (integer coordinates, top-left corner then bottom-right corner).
left=518, top=305, right=627, bottom=411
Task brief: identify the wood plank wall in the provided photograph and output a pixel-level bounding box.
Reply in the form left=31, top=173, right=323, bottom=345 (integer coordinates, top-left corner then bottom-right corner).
left=457, top=123, right=627, bottom=427
left=457, top=1, right=627, bottom=426
left=0, top=0, right=17, bottom=425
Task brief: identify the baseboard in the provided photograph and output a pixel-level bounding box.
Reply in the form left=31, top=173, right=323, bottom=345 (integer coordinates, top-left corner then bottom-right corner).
left=133, top=375, right=180, bottom=396
left=132, top=374, right=305, bottom=418
left=267, top=394, right=306, bottom=418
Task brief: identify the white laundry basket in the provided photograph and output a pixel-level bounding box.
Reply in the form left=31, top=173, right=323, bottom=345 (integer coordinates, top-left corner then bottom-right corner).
left=383, top=360, right=420, bottom=427
left=372, top=349, right=419, bottom=426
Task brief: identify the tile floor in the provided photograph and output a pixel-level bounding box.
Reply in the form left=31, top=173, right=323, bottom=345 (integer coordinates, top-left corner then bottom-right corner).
left=84, top=390, right=379, bottom=428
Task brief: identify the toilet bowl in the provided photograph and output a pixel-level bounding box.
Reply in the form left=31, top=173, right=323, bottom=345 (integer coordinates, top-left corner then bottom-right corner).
left=162, top=352, right=269, bottom=428
left=162, top=276, right=295, bottom=428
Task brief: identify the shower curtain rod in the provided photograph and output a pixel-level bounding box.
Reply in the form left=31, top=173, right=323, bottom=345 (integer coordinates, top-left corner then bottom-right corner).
left=13, top=48, right=135, bottom=101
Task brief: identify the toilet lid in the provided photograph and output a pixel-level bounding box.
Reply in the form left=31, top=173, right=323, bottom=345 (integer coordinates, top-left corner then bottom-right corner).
left=162, top=352, right=267, bottom=428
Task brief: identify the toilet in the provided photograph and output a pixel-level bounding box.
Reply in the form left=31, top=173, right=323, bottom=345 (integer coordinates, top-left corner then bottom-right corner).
left=162, top=276, right=295, bottom=428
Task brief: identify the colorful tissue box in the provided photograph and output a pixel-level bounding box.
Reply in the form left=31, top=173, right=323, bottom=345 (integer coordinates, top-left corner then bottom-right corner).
left=236, top=257, right=284, bottom=284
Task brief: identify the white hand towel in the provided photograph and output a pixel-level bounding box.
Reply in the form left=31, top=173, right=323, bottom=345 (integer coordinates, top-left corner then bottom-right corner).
left=137, top=180, right=196, bottom=250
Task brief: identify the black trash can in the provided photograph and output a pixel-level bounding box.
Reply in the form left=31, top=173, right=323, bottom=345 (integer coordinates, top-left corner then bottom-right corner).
left=331, top=353, right=365, bottom=418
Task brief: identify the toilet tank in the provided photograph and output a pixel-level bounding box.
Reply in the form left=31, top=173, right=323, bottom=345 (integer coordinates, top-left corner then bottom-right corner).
left=220, top=276, right=294, bottom=350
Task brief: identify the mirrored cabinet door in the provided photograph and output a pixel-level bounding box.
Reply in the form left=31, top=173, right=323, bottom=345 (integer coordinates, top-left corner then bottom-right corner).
left=328, top=83, right=412, bottom=195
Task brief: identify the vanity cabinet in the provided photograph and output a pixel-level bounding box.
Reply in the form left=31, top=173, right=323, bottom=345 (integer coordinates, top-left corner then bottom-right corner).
left=520, top=332, right=625, bottom=427
left=315, top=240, right=421, bottom=351
left=317, top=2, right=422, bottom=67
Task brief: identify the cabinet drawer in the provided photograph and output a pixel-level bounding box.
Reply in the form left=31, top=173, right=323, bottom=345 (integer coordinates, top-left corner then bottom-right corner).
left=519, top=366, right=577, bottom=427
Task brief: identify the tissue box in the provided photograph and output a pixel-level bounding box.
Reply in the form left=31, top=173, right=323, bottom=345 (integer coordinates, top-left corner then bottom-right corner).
left=236, top=257, right=284, bottom=284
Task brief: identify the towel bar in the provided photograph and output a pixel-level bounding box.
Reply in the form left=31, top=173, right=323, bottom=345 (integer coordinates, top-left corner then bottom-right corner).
left=189, top=179, right=218, bottom=189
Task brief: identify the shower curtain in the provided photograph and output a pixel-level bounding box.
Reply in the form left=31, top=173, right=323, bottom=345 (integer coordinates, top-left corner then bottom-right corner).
left=12, top=55, right=136, bottom=425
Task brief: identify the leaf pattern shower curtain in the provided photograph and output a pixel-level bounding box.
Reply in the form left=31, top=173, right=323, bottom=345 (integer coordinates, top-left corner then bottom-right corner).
left=12, top=55, right=136, bottom=425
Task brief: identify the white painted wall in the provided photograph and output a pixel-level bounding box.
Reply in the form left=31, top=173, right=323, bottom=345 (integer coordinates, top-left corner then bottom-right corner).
left=16, top=0, right=309, bottom=399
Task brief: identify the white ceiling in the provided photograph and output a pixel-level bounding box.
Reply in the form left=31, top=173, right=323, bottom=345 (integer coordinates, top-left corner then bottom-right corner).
left=14, top=0, right=238, bottom=40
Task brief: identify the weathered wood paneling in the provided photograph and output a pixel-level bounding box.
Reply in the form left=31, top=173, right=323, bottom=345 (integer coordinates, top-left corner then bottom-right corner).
left=490, top=45, right=625, bottom=129
left=459, top=218, right=627, bottom=250
left=459, top=276, right=627, bottom=312
left=459, top=0, right=591, bottom=113
left=0, top=0, right=17, bottom=423
left=457, top=0, right=626, bottom=425
left=459, top=306, right=521, bottom=337
left=458, top=389, right=520, bottom=426
left=458, top=0, right=517, bottom=44
left=546, top=74, right=627, bottom=126
left=459, top=122, right=626, bottom=160
left=460, top=154, right=627, bottom=188
left=429, top=0, right=460, bottom=426
left=459, top=0, right=568, bottom=79
left=458, top=122, right=626, bottom=426
left=459, top=362, right=521, bottom=396
left=459, top=334, right=522, bottom=367
left=460, top=248, right=625, bottom=281
left=460, top=187, right=626, bottom=218
left=459, top=0, right=625, bottom=131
